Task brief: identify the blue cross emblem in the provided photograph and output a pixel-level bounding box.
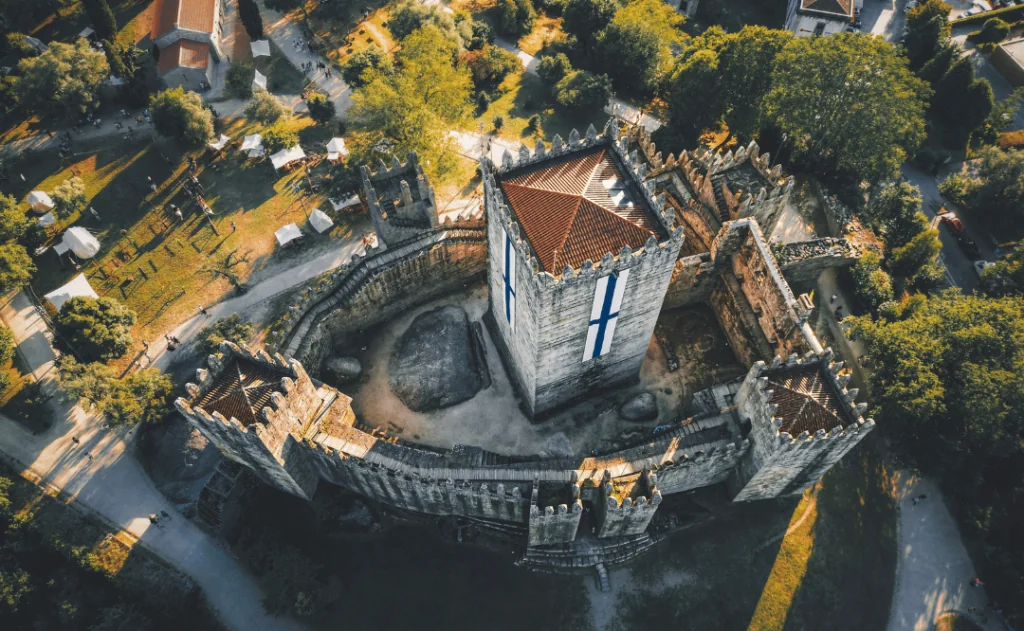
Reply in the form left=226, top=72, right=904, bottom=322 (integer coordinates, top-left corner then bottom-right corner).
left=503, top=234, right=516, bottom=327
left=588, top=273, right=619, bottom=360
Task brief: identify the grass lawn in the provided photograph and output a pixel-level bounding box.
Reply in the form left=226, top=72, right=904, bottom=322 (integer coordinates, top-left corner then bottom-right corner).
left=308, top=0, right=397, bottom=68
left=610, top=443, right=898, bottom=631
left=518, top=13, right=564, bottom=55
left=15, top=117, right=352, bottom=356
left=472, top=72, right=609, bottom=145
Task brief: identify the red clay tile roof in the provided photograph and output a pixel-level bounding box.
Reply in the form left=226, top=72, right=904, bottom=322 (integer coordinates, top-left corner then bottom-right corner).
left=800, top=0, right=853, bottom=17
left=153, top=0, right=217, bottom=38
left=498, top=148, right=660, bottom=272
left=767, top=365, right=848, bottom=436
left=157, top=39, right=211, bottom=74
left=196, top=357, right=286, bottom=427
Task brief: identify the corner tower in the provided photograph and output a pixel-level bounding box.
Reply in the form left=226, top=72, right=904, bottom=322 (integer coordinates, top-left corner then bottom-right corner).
left=483, top=122, right=684, bottom=419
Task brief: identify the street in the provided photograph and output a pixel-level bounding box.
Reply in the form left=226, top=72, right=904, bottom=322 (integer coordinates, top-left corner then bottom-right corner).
left=901, top=164, right=994, bottom=293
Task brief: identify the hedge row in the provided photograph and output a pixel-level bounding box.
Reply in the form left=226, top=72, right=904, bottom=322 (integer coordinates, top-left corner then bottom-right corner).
left=998, top=129, right=1024, bottom=148
left=951, top=3, right=1024, bottom=25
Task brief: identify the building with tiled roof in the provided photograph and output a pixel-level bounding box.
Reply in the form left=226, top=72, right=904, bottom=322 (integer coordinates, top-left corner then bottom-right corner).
left=786, top=0, right=857, bottom=37
left=152, top=0, right=225, bottom=90
left=483, top=123, right=684, bottom=418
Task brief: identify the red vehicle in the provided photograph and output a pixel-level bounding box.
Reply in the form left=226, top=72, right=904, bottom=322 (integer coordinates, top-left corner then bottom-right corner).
left=940, top=213, right=966, bottom=237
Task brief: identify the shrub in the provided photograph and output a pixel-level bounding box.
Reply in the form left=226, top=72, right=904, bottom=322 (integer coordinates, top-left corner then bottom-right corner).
left=227, top=64, right=254, bottom=98
left=196, top=314, right=254, bottom=357
left=499, top=0, right=537, bottom=37
left=0, top=324, right=15, bottom=365
left=82, top=0, right=117, bottom=42
left=468, top=20, right=495, bottom=50
left=967, top=17, right=1011, bottom=43
left=477, top=91, right=491, bottom=111
left=245, top=88, right=288, bottom=124
left=938, top=173, right=976, bottom=205
left=493, top=115, right=505, bottom=130
left=306, top=92, right=336, bottom=124
left=462, top=44, right=521, bottom=91
left=0, top=243, right=35, bottom=295
left=55, top=296, right=136, bottom=361
left=997, top=130, right=1024, bottom=148
left=527, top=113, right=541, bottom=132
left=150, top=87, right=215, bottom=146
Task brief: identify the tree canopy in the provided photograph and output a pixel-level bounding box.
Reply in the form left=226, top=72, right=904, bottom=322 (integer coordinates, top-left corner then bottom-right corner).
left=0, top=193, right=29, bottom=243
left=306, top=92, right=336, bottom=125
left=17, top=39, right=109, bottom=116
left=196, top=314, right=254, bottom=357
left=595, top=0, right=684, bottom=93
left=238, top=0, right=264, bottom=40
left=81, top=0, right=118, bottom=42
left=52, top=176, right=86, bottom=220
left=57, top=356, right=173, bottom=426
left=55, top=296, right=135, bottom=361
left=348, top=25, right=472, bottom=181
left=340, top=46, right=393, bottom=88
left=150, top=87, right=215, bottom=146
left=245, top=88, right=287, bottom=125
left=0, top=242, right=35, bottom=295
left=766, top=33, right=930, bottom=183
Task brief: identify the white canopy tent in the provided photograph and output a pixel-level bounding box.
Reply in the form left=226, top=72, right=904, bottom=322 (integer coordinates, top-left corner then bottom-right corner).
left=309, top=208, right=334, bottom=233
left=27, top=191, right=54, bottom=213
left=240, top=133, right=263, bottom=155
left=44, top=273, right=99, bottom=311
left=62, top=227, right=101, bottom=259
left=38, top=212, right=56, bottom=227
left=253, top=69, right=268, bottom=90
left=329, top=194, right=361, bottom=212
left=269, top=145, right=306, bottom=171
left=275, top=223, right=303, bottom=246
left=79, top=27, right=95, bottom=39
left=325, top=137, right=349, bottom=160
left=250, top=39, right=271, bottom=58
left=209, top=134, right=231, bottom=151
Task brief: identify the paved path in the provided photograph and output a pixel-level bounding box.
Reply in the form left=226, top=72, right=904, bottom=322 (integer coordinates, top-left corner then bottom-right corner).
left=888, top=473, right=1005, bottom=631
left=258, top=0, right=354, bottom=115
left=0, top=290, right=308, bottom=631
left=150, top=215, right=370, bottom=370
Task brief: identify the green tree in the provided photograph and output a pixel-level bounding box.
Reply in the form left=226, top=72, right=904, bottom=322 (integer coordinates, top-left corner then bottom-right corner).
left=931, top=56, right=994, bottom=148
left=596, top=0, right=683, bottom=94
left=17, top=39, right=109, bottom=116
left=52, top=176, right=86, bottom=220
left=462, top=44, right=520, bottom=91
left=903, top=0, right=951, bottom=69
left=961, top=146, right=1024, bottom=221
left=81, top=0, right=117, bottom=42
left=766, top=33, right=930, bottom=184
left=554, top=69, right=612, bottom=110
left=388, top=1, right=464, bottom=44
left=306, top=92, right=336, bottom=125
left=917, top=43, right=957, bottom=87
left=245, top=88, right=287, bottom=125
left=262, top=124, right=299, bottom=154
left=0, top=193, right=29, bottom=242
left=499, top=0, right=536, bottom=38
left=57, top=355, right=115, bottom=407
left=717, top=26, right=793, bottom=143
left=55, top=296, right=135, bottom=361
left=888, top=227, right=942, bottom=280
left=340, top=46, right=393, bottom=88
left=851, top=251, right=894, bottom=311
left=196, top=314, right=254, bottom=356
left=150, top=87, right=215, bottom=146
left=562, top=0, right=619, bottom=59
left=0, top=243, right=36, bottom=294
left=979, top=87, right=1024, bottom=145
left=869, top=182, right=927, bottom=249
left=667, top=44, right=726, bottom=144
left=973, top=17, right=1010, bottom=44
left=57, top=357, right=172, bottom=426
left=348, top=25, right=472, bottom=181
left=237, top=0, right=264, bottom=40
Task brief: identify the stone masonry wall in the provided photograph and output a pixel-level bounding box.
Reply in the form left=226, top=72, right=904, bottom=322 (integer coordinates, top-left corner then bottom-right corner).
left=663, top=254, right=718, bottom=309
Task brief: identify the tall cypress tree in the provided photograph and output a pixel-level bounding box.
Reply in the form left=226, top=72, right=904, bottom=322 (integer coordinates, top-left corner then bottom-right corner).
left=82, top=0, right=118, bottom=42
left=238, top=0, right=265, bottom=41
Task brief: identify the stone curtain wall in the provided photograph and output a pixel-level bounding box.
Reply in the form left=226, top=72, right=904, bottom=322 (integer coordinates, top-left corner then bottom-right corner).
left=663, top=253, right=718, bottom=309
left=776, top=238, right=864, bottom=286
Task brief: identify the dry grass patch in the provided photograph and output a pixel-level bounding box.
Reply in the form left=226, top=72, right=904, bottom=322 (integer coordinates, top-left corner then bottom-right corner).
left=518, top=13, right=564, bottom=55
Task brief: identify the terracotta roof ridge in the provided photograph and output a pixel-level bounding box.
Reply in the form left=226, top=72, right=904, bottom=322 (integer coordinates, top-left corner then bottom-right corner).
left=770, top=381, right=837, bottom=426
left=576, top=197, right=655, bottom=242
left=584, top=148, right=608, bottom=191
left=499, top=184, right=583, bottom=271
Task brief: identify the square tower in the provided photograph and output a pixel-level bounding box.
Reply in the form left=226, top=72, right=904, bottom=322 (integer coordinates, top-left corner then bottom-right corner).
left=483, top=123, right=684, bottom=419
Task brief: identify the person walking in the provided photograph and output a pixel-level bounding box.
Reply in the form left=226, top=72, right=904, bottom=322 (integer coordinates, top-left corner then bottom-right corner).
left=198, top=305, right=210, bottom=316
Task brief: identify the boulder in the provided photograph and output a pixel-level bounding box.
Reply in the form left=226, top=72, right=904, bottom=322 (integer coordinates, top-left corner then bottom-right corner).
left=543, top=432, right=574, bottom=458
left=388, top=306, right=484, bottom=411
left=619, top=391, right=658, bottom=422
left=325, top=356, right=362, bottom=382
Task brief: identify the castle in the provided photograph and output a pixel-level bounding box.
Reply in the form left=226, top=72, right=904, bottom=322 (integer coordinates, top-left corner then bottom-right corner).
left=175, top=121, right=874, bottom=566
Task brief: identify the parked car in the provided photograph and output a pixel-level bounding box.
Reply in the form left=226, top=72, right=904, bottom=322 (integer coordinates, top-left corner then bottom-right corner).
left=958, top=236, right=981, bottom=259
left=973, top=260, right=995, bottom=276
left=940, top=212, right=967, bottom=236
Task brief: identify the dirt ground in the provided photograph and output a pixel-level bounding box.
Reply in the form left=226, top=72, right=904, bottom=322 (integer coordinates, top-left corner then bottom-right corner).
left=343, top=283, right=743, bottom=456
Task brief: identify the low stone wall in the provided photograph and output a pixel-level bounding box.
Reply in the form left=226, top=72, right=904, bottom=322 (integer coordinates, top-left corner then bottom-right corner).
left=777, top=238, right=862, bottom=286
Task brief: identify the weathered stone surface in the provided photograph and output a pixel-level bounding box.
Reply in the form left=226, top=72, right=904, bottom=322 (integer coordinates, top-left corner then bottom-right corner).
left=325, top=356, right=362, bottom=382
left=619, top=391, right=658, bottom=422
left=543, top=432, right=574, bottom=458
left=388, top=306, right=484, bottom=411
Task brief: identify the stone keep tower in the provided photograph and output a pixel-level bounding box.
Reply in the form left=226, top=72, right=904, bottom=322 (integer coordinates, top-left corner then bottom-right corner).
left=483, top=122, right=684, bottom=419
